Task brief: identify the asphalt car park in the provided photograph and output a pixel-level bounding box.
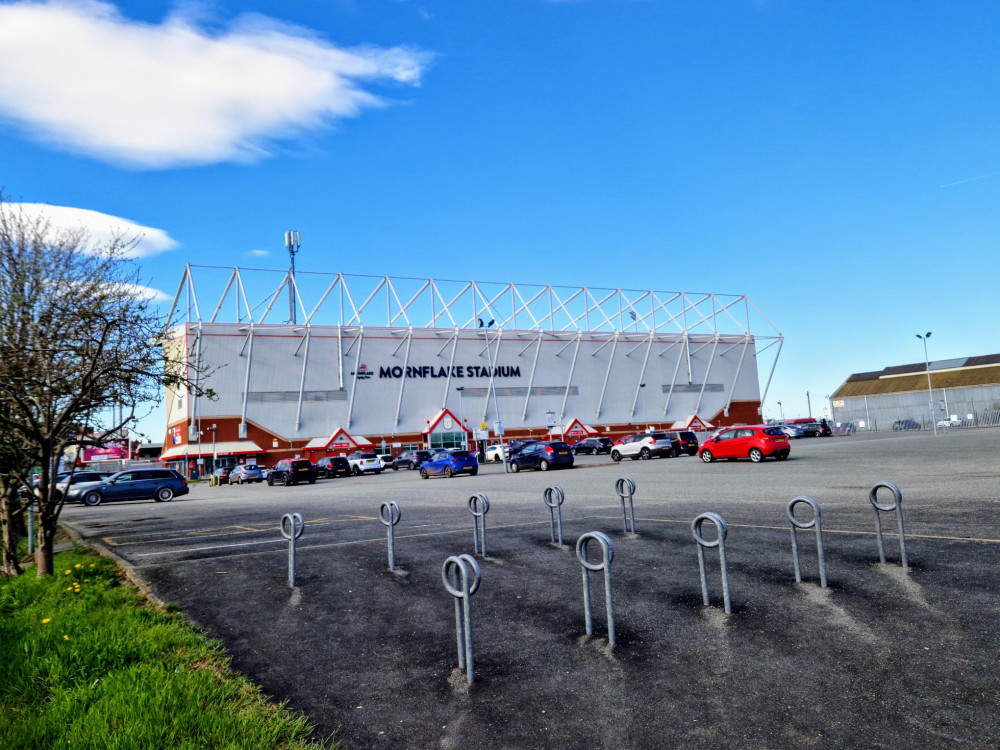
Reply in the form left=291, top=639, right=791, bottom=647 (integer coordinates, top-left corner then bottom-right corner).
left=62, top=430, right=1000, bottom=749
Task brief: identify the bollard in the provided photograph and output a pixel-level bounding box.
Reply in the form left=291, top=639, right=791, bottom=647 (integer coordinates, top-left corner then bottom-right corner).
left=615, top=477, right=637, bottom=534
left=543, top=485, right=566, bottom=545
left=27, top=501, right=35, bottom=555
left=692, top=512, right=731, bottom=614
left=468, top=493, right=490, bottom=556
left=379, top=501, right=402, bottom=570
left=787, top=496, right=827, bottom=588
left=576, top=531, right=616, bottom=645
left=280, top=513, right=305, bottom=587
left=442, top=554, right=482, bottom=684
left=868, top=481, right=908, bottom=567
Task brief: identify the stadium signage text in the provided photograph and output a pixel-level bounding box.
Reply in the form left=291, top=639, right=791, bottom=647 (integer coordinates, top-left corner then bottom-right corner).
left=379, top=364, right=521, bottom=379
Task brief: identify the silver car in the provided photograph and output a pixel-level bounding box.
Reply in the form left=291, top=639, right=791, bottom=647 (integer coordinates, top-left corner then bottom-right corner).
left=229, top=464, right=263, bottom=484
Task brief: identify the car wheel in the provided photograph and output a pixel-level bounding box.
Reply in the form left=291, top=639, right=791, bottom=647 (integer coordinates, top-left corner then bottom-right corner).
left=749, top=448, right=764, bottom=463
left=611, top=450, right=621, bottom=463
left=700, top=450, right=714, bottom=463
left=511, top=461, right=520, bottom=473
left=640, top=447, right=651, bottom=460
left=445, top=467, right=454, bottom=478
left=392, top=464, right=398, bottom=471
left=420, top=468, right=429, bottom=479
left=82, top=490, right=102, bottom=506
left=375, top=470, right=382, bottom=475
left=352, top=466, right=361, bottom=476
left=469, top=470, right=478, bottom=476
left=267, top=477, right=273, bottom=486
left=493, top=455, right=501, bottom=463
left=538, top=459, right=549, bottom=472
left=282, top=475, right=290, bottom=487
left=309, top=479, right=316, bottom=484
left=157, top=487, right=174, bottom=502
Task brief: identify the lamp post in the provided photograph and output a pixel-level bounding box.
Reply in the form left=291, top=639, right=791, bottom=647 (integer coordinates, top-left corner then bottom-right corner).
left=639, top=383, right=646, bottom=429
left=204, top=425, right=217, bottom=474
left=456, top=387, right=467, bottom=451
left=916, top=332, right=937, bottom=436
left=777, top=400, right=784, bottom=422
left=806, top=391, right=812, bottom=419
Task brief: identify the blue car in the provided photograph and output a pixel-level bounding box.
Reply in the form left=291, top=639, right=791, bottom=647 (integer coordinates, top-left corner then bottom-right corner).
left=419, top=449, right=479, bottom=479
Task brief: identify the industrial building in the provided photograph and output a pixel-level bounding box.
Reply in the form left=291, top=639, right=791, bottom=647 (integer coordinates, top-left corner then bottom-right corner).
left=830, top=353, right=1000, bottom=431
left=157, top=266, right=782, bottom=476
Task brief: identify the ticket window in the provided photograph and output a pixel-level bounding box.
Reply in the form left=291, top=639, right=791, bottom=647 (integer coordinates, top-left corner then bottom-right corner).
left=429, top=431, right=467, bottom=450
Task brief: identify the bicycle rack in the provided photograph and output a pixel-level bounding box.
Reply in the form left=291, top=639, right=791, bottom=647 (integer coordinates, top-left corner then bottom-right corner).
left=280, top=513, right=305, bottom=587
left=692, top=512, right=731, bottom=614
left=468, top=493, right=490, bottom=556
left=868, top=482, right=908, bottom=567
left=379, top=501, right=402, bottom=570
left=615, top=477, right=637, bottom=534
left=442, top=554, right=482, bottom=684
left=576, top=531, right=617, bottom=645
left=787, top=496, right=827, bottom=588
left=543, top=486, right=566, bottom=545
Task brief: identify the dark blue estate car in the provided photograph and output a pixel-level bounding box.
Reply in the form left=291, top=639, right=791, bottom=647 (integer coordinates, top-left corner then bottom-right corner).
left=418, top=449, right=479, bottom=479
left=510, top=441, right=574, bottom=472
left=66, top=468, right=189, bottom=506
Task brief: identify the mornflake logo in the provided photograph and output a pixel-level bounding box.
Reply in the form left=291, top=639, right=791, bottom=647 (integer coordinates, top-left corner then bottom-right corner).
left=350, top=364, right=373, bottom=380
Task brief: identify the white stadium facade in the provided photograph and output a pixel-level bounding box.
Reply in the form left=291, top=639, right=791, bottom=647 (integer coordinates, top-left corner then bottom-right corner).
left=157, top=266, right=782, bottom=476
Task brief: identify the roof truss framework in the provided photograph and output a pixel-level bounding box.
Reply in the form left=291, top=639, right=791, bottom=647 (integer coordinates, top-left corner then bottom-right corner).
left=166, top=265, right=785, bottom=421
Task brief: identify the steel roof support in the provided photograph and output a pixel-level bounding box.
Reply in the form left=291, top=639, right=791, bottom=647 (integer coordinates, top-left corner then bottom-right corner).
left=630, top=334, right=654, bottom=418
left=521, top=332, right=544, bottom=420
left=558, top=333, right=582, bottom=427
left=438, top=328, right=461, bottom=410
left=394, top=329, right=413, bottom=426
left=694, top=335, right=721, bottom=415
left=345, top=328, right=365, bottom=429
left=595, top=333, right=619, bottom=420
left=662, top=339, right=686, bottom=418
left=721, top=336, right=751, bottom=418
left=294, top=328, right=312, bottom=431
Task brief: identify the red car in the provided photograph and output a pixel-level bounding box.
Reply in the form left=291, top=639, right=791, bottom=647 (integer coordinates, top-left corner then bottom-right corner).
left=698, top=425, right=790, bottom=463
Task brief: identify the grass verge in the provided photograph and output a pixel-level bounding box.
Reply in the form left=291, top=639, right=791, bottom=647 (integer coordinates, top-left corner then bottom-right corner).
left=0, top=545, right=334, bottom=749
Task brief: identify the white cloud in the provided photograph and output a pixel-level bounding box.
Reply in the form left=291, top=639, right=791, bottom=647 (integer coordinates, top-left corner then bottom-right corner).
left=13, top=202, right=178, bottom=258
left=0, top=1, right=432, bottom=168
left=117, top=282, right=172, bottom=304
left=248, top=249, right=270, bottom=257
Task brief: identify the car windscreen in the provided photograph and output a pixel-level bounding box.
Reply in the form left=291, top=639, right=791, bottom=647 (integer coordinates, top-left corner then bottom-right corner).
left=450, top=450, right=471, bottom=457
left=763, top=427, right=785, bottom=436
left=360, top=453, right=377, bottom=459
left=549, top=443, right=570, bottom=451
left=649, top=433, right=669, bottom=440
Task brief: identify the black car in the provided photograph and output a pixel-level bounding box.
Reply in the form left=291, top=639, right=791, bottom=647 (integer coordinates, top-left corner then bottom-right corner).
left=268, top=458, right=317, bottom=486
left=892, top=419, right=922, bottom=431
left=66, top=468, right=189, bottom=506
left=316, top=456, right=351, bottom=478
left=573, top=437, right=614, bottom=455
left=667, top=431, right=700, bottom=456
left=510, top=441, right=574, bottom=472
left=392, top=450, right=433, bottom=470
left=817, top=419, right=833, bottom=437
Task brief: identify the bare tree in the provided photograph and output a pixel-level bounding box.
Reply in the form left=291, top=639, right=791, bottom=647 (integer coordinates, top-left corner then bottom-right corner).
left=0, top=194, right=202, bottom=576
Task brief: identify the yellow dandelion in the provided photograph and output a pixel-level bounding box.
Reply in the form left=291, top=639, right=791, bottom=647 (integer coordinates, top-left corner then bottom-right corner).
left=89, top=564, right=95, bottom=568
left=64, top=570, right=72, bottom=575
left=63, top=635, right=69, bottom=641
left=84, top=579, right=90, bottom=583
left=66, top=586, right=73, bottom=591
left=42, top=618, right=51, bottom=624
left=74, top=564, right=82, bottom=569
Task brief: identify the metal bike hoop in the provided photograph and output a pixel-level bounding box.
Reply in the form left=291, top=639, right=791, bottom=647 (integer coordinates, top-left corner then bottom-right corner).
left=468, top=493, right=490, bottom=556
left=280, top=513, right=305, bottom=588
left=868, top=481, right=908, bottom=567
left=692, top=512, right=731, bottom=614
left=543, top=485, right=566, bottom=545
left=787, top=496, right=827, bottom=588
left=442, top=554, right=483, bottom=683
left=615, top=476, right=637, bottom=534
left=576, top=531, right=617, bottom=645
left=380, top=501, right=402, bottom=570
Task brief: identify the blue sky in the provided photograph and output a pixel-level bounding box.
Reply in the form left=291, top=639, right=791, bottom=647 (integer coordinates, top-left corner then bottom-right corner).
left=2, top=0, right=998, bottom=439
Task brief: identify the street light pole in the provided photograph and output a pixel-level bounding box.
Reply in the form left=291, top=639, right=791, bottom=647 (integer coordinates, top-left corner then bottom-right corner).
left=916, top=332, right=937, bottom=436
left=777, top=400, right=784, bottom=422
left=639, top=383, right=646, bottom=429
left=806, top=391, right=812, bottom=419
left=456, top=387, right=467, bottom=451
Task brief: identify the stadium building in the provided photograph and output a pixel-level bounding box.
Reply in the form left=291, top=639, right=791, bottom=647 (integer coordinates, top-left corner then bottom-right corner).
left=830, top=353, right=1000, bottom=431
left=157, top=266, right=782, bottom=476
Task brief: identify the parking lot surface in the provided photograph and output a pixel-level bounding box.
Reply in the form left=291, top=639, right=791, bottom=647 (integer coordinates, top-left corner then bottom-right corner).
left=63, top=430, right=1000, bottom=749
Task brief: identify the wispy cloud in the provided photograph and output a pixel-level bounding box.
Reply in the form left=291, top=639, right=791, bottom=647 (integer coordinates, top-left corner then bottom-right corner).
left=248, top=249, right=270, bottom=257
left=0, top=1, right=432, bottom=168
left=13, top=203, right=178, bottom=258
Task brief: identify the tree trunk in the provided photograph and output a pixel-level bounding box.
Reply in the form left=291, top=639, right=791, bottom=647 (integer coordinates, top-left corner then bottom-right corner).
left=0, top=490, right=24, bottom=577
left=35, top=514, right=57, bottom=577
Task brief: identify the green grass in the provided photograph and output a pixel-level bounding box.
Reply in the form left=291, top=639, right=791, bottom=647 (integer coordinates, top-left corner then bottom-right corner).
left=0, top=547, right=334, bottom=749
